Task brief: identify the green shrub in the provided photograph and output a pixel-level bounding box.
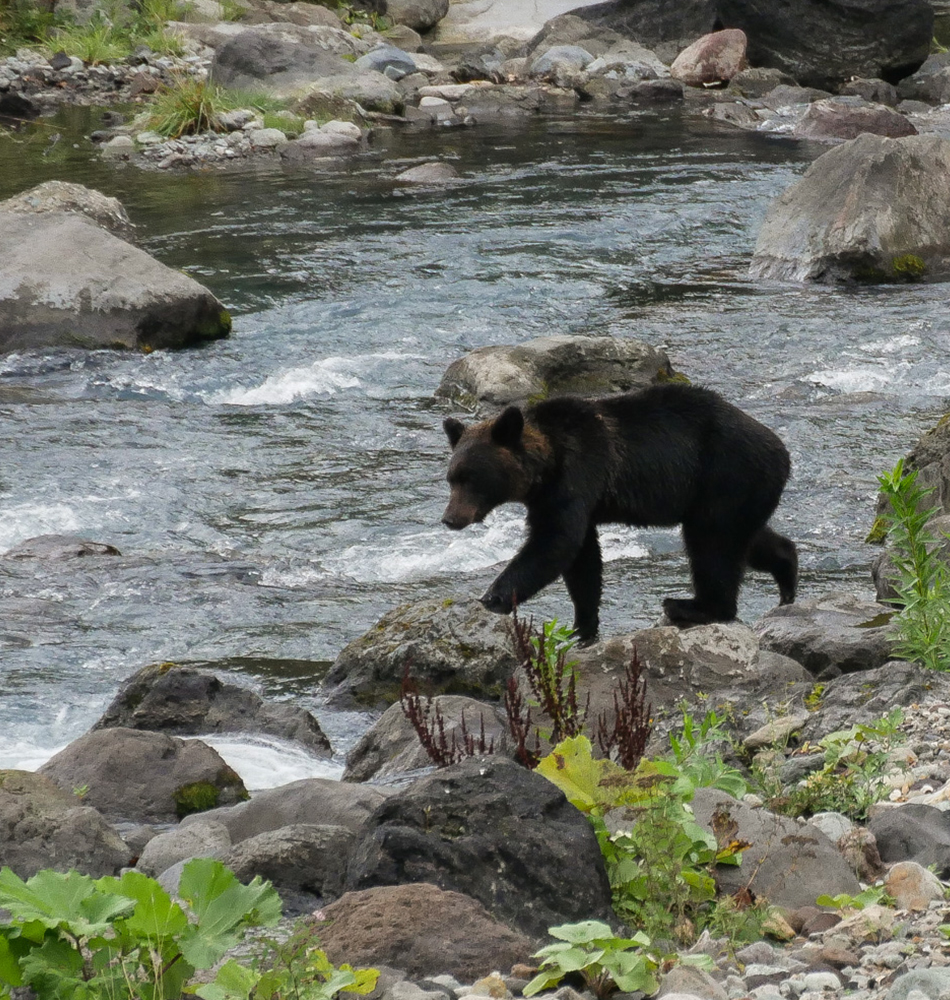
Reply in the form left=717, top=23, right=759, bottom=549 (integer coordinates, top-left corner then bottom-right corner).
left=878, top=458, right=950, bottom=670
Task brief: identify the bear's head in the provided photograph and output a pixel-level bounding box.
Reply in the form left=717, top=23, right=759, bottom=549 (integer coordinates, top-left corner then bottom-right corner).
left=441, top=406, right=533, bottom=530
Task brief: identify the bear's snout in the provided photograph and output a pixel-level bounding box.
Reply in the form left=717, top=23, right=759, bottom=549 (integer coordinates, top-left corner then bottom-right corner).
left=441, top=510, right=470, bottom=530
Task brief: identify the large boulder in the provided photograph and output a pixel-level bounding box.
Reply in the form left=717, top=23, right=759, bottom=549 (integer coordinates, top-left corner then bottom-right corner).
left=436, top=335, right=672, bottom=413
left=0, top=769, right=131, bottom=878
left=314, top=884, right=535, bottom=981
left=210, top=23, right=366, bottom=95
left=0, top=211, right=231, bottom=353
left=753, top=592, right=894, bottom=677
left=567, top=0, right=720, bottom=63
left=38, top=728, right=248, bottom=824
left=716, top=0, right=932, bottom=90
left=321, top=597, right=518, bottom=710
left=0, top=181, right=135, bottom=241
left=670, top=28, right=747, bottom=86
left=750, top=134, right=950, bottom=284
left=93, top=662, right=332, bottom=756
left=689, top=789, right=861, bottom=908
left=179, top=776, right=390, bottom=841
left=344, top=755, right=614, bottom=937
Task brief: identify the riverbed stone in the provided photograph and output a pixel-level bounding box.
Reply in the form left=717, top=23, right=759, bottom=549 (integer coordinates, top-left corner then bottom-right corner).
left=670, top=28, right=747, bottom=86
left=453, top=83, right=548, bottom=119
left=897, top=51, right=950, bottom=104
left=210, top=23, right=365, bottom=95
left=343, top=695, right=511, bottom=783
left=0, top=180, right=135, bottom=240
left=2, top=533, right=121, bottom=559
left=180, top=776, right=389, bottom=842
left=0, top=211, right=231, bottom=353
left=436, top=334, right=672, bottom=412
left=321, top=596, right=517, bottom=710
left=791, top=97, right=917, bottom=142
left=344, top=755, right=614, bottom=937
left=315, top=883, right=535, bottom=981
left=0, top=769, right=131, bottom=878
left=527, top=43, right=595, bottom=81
left=92, top=661, right=332, bottom=755
left=386, top=0, right=449, bottom=32
left=299, top=71, right=403, bottom=113
left=38, top=727, right=248, bottom=824
left=869, top=803, right=950, bottom=875
left=394, top=161, right=459, bottom=183
left=221, top=822, right=355, bottom=902
left=281, top=127, right=363, bottom=163
left=750, top=133, right=950, bottom=284
left=884, top=860, right=945, bottom=910
left=753, top=592, right=894, bottom=677
left=690, top=788, right=861, bottom=908
left=136, top=817, right=232, bottom=876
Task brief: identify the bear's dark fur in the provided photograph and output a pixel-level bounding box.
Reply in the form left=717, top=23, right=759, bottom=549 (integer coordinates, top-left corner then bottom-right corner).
left=441, top=383, right=797, bottom=644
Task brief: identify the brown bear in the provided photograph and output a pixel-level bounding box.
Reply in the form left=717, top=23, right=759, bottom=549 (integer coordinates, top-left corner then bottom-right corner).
left=441, top=382, right=797, bottom=644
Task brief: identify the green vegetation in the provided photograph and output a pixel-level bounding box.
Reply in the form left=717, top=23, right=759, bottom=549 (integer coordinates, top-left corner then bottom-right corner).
left=878, top=458, right=950, bottom=670
left=0, top=860, right=377, bottom=1000
left=523, top=921, right=660, bottom=999
left=0, top=859, right=280, bottom=1000
left=892, top=253, right=927, bottom=281
left=537, top=733, right=758, bottom=943
left=815, top=885, right=893, bottom=911
left=761, top=710, right=905, bottom=820
left=192, top=922, right=379, bottom=1000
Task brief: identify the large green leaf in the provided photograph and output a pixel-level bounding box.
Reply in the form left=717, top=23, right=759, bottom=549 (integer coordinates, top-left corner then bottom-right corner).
left=18, top=935, right=88, bottom=1000
left=98, top=870, right=189, bottom=944
left=0, top=933, right=25, bottom=988
left=0, top=869, right=133, bottom=939
left=176, top=860, right=281, bottom=969
left=192, top=958, right=260, bottom=1000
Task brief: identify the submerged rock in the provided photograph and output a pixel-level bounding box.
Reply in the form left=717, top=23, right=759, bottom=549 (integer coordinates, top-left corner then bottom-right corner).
left=436, top=334, right=672, bottom=412
left=0, top=209, right=231, bottom=353
left=2, top=533, right=121, bottom=559
left=750, top=133, right=950, bottom=283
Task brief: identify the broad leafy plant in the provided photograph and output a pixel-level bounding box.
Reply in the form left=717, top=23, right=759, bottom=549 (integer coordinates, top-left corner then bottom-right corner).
left=0, top=859, right=281, bottom=1000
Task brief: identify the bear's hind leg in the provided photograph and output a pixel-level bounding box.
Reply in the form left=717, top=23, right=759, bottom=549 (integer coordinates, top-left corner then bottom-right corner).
left=664, top=526, right=744, bottom=626
left=747, top=525, right=798, bottom=605
left=562, top=525, right=603, bottom=646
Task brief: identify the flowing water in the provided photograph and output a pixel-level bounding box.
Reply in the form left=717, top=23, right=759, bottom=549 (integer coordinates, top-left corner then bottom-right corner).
left=1, top=104, right=948, bottom=786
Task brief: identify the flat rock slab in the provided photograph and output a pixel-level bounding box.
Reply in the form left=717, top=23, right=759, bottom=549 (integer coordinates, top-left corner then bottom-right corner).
left=754, top=592, right=894, bottom=677
left=0, top=212, right=231, bottom=352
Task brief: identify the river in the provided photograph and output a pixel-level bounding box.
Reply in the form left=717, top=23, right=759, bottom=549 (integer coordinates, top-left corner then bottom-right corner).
left=1, top=103, right=946, bottom=787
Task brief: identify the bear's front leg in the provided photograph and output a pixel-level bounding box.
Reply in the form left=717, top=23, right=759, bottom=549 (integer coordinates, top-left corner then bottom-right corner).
left=479, top=503, right=590, bottom=618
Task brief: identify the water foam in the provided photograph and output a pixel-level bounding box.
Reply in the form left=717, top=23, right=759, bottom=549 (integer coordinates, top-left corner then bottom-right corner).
left=0, top=502, right=83, bottom=552
left=194, top=734, right=344, bottom=790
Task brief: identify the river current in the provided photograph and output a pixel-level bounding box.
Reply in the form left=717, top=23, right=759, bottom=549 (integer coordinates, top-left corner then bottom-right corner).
left=1, top=105, right=948, bottom=786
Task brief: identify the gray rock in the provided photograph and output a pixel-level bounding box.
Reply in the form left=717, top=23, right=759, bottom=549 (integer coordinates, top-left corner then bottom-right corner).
left=93, top=662, right=331, bottom=755
left=0, top=769, right=131, bottom=878
left=0, top=212, right=231, bottom=353
left=344, top=695, right=510, bottom=782
left=716, top=0, right=932, bottom=91
left=0, top=181, right=135, bottom=241
left=321, top=596, right=517, bottom=710
left=870, top=804, right=950, bottom=876
left=394, top=162, right=459, bottom=183
left=884, top=859, right=945, bottom=910
left=180, top=776, right=389, bottom=842
left=840, top=77, right=899, bottom=106
left=280, top=128, right=362, bottom=163
left=355, top=44, right=417, bottom=80
left=436, top=334, right=672, bottom=412
left=2, top=533, right=121, bottom=559
left=221, top=822, right=354, bottom=899
left=298, top=72, right=403, bottom=114
left=887, top=968, right=950, bottom=1000
left=386, top=0, right=448, bottom=32
left=806, top=811, right=854, bottom=843
left=730, top=66, right=797, bottom=97
left=38, top=728, right=248, bottom=824
left=691, top=788, right=861, bottom=908
left=753, top=592, right=895, bottom=677
left=670, top=28, right=748, bottom=87
left=527, top=43, right=595, bottom=80
left=760, top=83, right=832, bottom=107
left=210, top=23, right=364, bottom=95
left=454, top=84, right=547, bottom=119
left=897, top=51, right=950, bottom=103
left=344, top=755, right=614, bottom=937
left=791, top=97, right=917, bottom=143
left=750, top=133, right=950, bottom=284
left=136, top=817, right=232, bottom=876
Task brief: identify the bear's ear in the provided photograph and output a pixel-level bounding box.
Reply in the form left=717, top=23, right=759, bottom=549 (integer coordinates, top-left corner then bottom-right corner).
left=491, top=406, right=524, bottom=448
left=444, top=417, right=466, bottom=449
